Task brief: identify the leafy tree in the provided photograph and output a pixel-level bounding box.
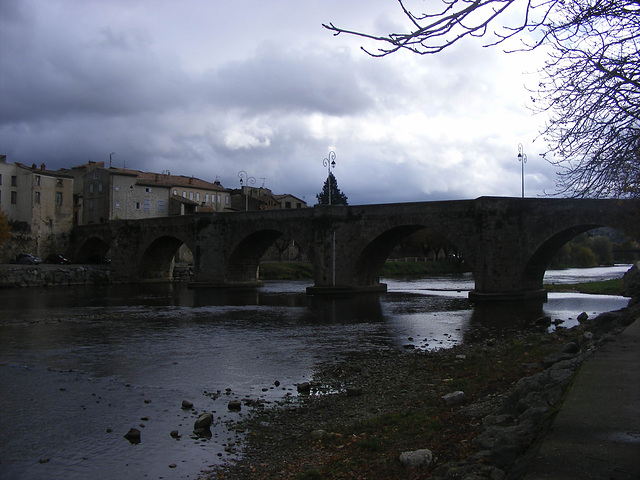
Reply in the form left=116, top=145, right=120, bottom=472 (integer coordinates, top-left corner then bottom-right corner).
left=316, top=172, right=348, bottom=205
left=586, top=235, right=614, bottom=266
left=324, top=0, right=640, bottom=198
left=0, top=210, right=11, bottom=245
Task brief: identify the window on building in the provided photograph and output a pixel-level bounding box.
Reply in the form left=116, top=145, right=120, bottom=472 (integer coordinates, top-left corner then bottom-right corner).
left=285, top=201, right=291, bottom=209
left=189, top=192, right=194, bottom=200
left=93, top=172, right=99, bottom=179
left=196, top=192, right=200, bottom=202
left=225, top=196, right=229, bottom=205
left=55, top=192, right=63, bottom=206
left=0, top=174, right=2, bottom=185
left=217, top=194, right=221, bottom=204
left=115, top=202, right=120, bottom=209
left=205, top=193, right=209, bottom=203
left=89, top=184, right=94, bottom=194
left=35, top=175, right=41, bottom=186
left=98, top=183, right=103, bottom=193
left=158, top=200, right=165, bottom=213
left=35, top=191, right=41, bottom=204
left=145, top=187, right=151, bottom=193
left=11, top=176, right=17, bottom=187
left=56, top=179, right=63, bottom=187
left=115, top=186, right=119, bottom=192
left=10, top=191, right=17, bottom=204
left=143, top=198, right=150, bottom=211
left=89, top=199, right=94, bottom=211
left=182, top=191, right=186, bottom=198
left=173, top=189, right=177, bottom=196
left=136, top=202, right=141, bottom=210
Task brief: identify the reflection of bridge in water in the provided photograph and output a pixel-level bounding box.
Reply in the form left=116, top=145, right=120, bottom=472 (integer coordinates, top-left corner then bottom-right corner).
left=70, top=196, right=638, bottom=301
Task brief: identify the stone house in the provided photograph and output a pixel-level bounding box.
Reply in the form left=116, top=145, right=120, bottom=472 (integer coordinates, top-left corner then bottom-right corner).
left=0, top=155, right=74, bottom=256
left=231, top=187, right=308, bottom=211
left=275, top=193, right=307, bottom=209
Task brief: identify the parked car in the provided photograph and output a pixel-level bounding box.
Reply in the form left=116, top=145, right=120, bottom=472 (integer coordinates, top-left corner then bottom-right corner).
left=13, top=253, right=43, bottom=265
left=45, top=254, right=71, bottom=264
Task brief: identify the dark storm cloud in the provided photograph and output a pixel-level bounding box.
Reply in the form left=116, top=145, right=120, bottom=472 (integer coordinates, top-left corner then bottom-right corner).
left=200, top=45, right=375, bottom=116
left=0, top=18, right=189, bottom=124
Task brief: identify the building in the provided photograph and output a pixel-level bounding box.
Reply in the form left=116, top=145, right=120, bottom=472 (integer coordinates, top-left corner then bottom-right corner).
left=0, top=155, right=74, bottom=255
left=231, top=186, right=308, bottom=211
left=275, top=194, right=307, bottom=209
left=64, top=162, right=232, bottom=224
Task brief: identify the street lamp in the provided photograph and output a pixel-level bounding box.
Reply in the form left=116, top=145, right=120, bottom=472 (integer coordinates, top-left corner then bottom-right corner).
left=517, top=143, right=527, bottom=198
left=322, top=151, right=336, bottom=205
left=322, top=151, right=337, bottom=286
left=238, top=170, right=255, bottom=211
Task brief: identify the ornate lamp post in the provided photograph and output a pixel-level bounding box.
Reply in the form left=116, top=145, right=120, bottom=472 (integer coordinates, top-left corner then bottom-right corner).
left=238, top=170, right=255, bottom=211
left=321, top=151, right=337, bottom=286
left=322, top=151, right=336, bottom=205
left=517, top=144, right=527, bottom=198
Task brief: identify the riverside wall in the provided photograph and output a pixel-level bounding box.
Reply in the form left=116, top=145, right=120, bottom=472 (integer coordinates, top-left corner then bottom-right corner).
left=0, top=263, right=193, bottom=288
left=0, top=264, right=118, bottom=288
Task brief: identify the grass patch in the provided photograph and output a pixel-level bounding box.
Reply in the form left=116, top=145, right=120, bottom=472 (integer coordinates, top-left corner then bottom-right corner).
left=544, top=278, right=624, bottom=295
left=259, top=262, right=313, bottom=280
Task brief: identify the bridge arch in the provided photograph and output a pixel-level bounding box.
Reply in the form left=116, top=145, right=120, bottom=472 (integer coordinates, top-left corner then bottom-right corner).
left=74, top=236, right=111, bottom=263
left=224, top=227, right=313, bottom=284
left=523, top=218, right=639, bottom=292
left=348, top=223, right=473, bottom=288
left=138, top=234, right=194, bottom=281
left=522, top=224, right=601, bottom=291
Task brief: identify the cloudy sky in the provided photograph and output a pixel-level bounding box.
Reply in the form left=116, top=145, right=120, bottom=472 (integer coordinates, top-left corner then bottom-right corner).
left=0, top=0, right=558, bottom=205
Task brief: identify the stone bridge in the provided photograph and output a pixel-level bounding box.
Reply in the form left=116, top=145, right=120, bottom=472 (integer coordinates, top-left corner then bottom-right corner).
left=69, top=196, right=639, bottom=300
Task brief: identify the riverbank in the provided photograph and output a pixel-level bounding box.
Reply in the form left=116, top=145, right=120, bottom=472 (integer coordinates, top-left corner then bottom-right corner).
left=204, top=301, right=639, bottom=480
left=0, top=263, right=116, bottom=287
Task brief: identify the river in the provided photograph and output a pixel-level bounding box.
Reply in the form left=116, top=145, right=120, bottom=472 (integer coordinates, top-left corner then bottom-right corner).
left=0, top=265, right=632, bottom=480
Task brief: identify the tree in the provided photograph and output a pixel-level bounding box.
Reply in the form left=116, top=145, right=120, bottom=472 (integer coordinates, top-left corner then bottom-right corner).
left=0, top=210, right=11, bottom=245
left=316, top=172, right=349, bottom=205
left=324, top=0, right=640, bottom=198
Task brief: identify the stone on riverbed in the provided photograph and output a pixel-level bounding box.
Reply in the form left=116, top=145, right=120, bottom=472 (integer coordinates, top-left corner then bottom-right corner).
left=442, top=390, right=467, bottom=407
left=194, top=412, right=213, bottom=429
left=399, top=448, right=433, bottom=467
left=296, top=382, right=311, bottom=394
left=181, top=399, right=193, bottom=410
left=124, top=427, right=141, bottom=444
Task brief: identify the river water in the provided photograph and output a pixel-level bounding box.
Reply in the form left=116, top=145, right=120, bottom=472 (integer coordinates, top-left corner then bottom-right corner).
left=0, top=265, right=631, bottom=480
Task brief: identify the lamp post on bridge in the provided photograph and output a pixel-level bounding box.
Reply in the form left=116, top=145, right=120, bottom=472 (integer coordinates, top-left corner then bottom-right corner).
left=238, top=170, right=256, bottom=211
left=322, top=151, right=336, bottom=205
left=321, top=151, right=337, bottom=286
left=517, top=144, right=527, bottom=198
